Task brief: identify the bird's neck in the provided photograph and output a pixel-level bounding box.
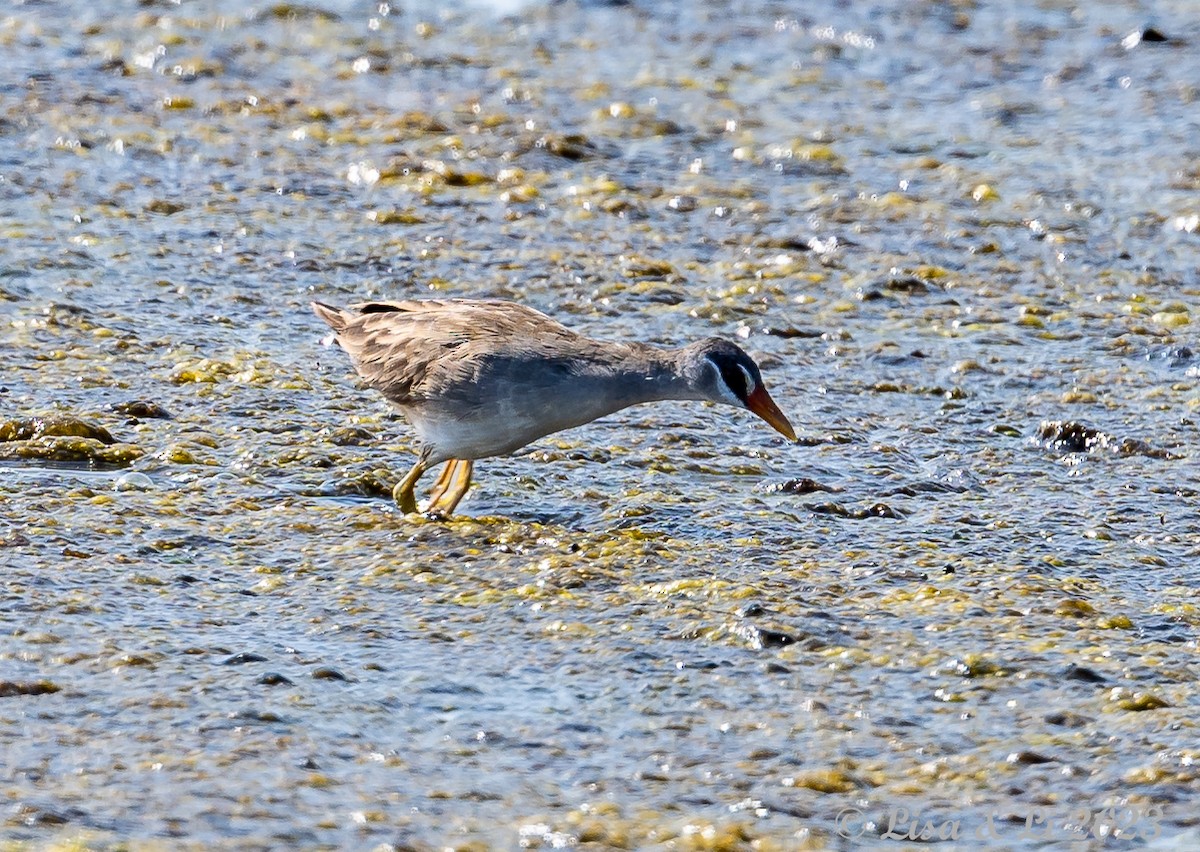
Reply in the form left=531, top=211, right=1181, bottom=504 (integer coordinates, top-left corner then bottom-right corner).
left=510, top=343, right=700, bottom=441
left=586, top=343, right=700, bottom=408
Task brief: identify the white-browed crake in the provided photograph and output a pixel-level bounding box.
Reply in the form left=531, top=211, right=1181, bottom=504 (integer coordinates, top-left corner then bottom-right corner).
left=313, top=299, right=796, bottom=515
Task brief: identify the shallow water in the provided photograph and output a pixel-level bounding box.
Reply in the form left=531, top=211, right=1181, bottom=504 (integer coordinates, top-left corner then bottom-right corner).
left=2, top=0, right=1199, bottom=848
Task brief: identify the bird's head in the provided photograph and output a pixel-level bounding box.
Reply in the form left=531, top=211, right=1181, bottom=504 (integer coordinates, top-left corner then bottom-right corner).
left=681, top=338, right=797, bottom=442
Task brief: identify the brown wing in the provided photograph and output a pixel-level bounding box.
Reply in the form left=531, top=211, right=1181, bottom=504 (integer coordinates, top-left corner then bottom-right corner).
left=311, top=299, right=594, bottom=405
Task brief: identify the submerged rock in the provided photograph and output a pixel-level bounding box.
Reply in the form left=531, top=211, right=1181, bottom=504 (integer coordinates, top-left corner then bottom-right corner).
left=312, top=667, right=349, bottom=681
left=0, top=415, right=114, bottom=444
left=1036, top=420, right=1174, bottom=458
left=324, top=469, right=394, bottom=499
left=1006, top=750, right=1058, bottom=765
left=326, top=425, right=375, bottom=446
left=1110, top=688, right=1171, bottom=712
left=733, top=623, right=799, bottom=649
left=1063, top=663, right=1108, bottom=683
left=0, top=679, right=61, bottom=697
left=1045, top=710, right=1093, bottom=728
left=110, top=400, right=172, bottom=419
left=0, top=436, right=143, bottom=466
left=0, top=416, right=142, bottom=466
left=764, top=477, right=838, bottom=495
left=804, top=501, right=905, bottom=519
left=223, top=652, right=269, bottom=666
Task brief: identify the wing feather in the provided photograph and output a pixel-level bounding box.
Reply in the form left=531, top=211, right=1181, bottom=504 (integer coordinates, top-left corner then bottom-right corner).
left=311, top=299, right=599, bottom=405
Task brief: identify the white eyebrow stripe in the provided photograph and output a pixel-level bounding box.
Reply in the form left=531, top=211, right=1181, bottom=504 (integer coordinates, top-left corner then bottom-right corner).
left=707, top=357, right=743, bottom=407
left=737, top=363, right=756, bottom=395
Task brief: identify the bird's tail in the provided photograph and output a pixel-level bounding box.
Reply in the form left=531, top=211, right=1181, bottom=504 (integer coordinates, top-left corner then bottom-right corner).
left=311, top=301, right=348, bottom=332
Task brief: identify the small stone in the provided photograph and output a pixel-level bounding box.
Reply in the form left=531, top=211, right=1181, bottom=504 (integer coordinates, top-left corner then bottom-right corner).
left=781, top=769, right=857, bottom=793
left=222, top=652, right=268, bottom=666
left=257, top=672, right=293, bottom=686
left=884, top=274, right=932, bottom=293
left=1063, top=663, right=1108, bottom=683
left=312, top=667, right=349, bottom=681
left=0, top=679, right=61, bottom=697
left=233, top=709, right=283, bottom=723
left=0, top=416, right=114, bottom=444
left=1111, top=690, right=1171, bottom=711
left=1045, top=710, right=1092, bottom=728
left=735, top=623, right=799, bottom=649
left=865, top=502, right=904, bottom=518
left=971, top=183, right=999, bottom=202
left=145, top=199, right=186, bottom=215
left=1123, top=27, right=1172, bottom=49
left=1007, top=751, right=1057, bottom=765
left=767, top=477, right=835, bottom=495
left=747, top=748, right=781, bottom=761
left=13, top=804, right=75, bottom=826
left=109, top=400, right=171, bottom=419
left=1054, top=599, right=1096, bottom=618
left=327, top=425, right=375, bottom=446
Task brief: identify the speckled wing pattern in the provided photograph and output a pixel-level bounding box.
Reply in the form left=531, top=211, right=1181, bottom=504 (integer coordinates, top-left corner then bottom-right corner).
left=314, top=299, right=602, bottom=406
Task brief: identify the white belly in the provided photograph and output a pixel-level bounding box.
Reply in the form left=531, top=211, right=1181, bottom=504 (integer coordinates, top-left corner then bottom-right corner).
left=401, top=395, right=629, bottom=462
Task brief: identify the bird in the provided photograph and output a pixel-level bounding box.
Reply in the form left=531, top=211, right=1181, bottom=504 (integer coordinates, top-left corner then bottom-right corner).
left=312, top=298, right=796, bottom=516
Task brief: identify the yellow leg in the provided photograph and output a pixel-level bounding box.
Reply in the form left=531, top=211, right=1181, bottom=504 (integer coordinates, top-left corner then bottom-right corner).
left=424, top=461, right=457, bottom=510
left=429, top=459, right=473, bottom=516
left=391, top=458, right=428, bottom=513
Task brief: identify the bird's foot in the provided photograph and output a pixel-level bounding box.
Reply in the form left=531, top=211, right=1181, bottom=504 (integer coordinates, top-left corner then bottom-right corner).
left=392, top=481, right=420, bottom=514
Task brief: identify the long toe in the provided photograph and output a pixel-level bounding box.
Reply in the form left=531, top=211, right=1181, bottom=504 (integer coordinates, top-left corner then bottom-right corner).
left=423, top=461, right=457, bottom=511
left=430, top=459, right=474, bottom=516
